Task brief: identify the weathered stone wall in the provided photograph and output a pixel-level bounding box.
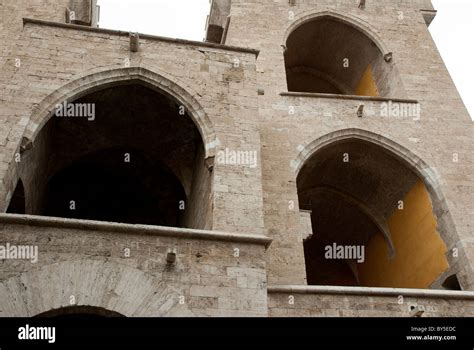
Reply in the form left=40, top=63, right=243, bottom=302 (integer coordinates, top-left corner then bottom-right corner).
left=268, top=286, right=474, bottom=317
left=0, top=0, right=473, bottom=317
left=222, top=0, right=474, bottom=288
left=0, top=215, right=270, bottom=316
left=0, top=0, right=93, bottom=130
left=0, top=19, right=265, bottom=236
left=0, top=2, right=271, bottom=316
left=0, top=0, right=72, bottom=206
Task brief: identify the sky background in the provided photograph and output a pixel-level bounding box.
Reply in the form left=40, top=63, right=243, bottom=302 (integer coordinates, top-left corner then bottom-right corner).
left=97, top=0, right=473, bottom=120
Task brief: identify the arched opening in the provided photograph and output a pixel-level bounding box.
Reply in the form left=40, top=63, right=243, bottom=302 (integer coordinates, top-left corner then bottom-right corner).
left=297, top=138, right=450, bottom=289
left=19, top=83, right=212, bottom=229
left=284, top=16, right=400, bottom=97
left=36, top=306, right=124, bottom=318
left=7, top=179, right=25, bottom=214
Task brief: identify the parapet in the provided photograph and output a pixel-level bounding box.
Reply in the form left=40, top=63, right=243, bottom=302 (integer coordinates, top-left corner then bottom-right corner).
left=205, top=0, right=231, bottom=44
left=66, top=0, right=99, bottom=27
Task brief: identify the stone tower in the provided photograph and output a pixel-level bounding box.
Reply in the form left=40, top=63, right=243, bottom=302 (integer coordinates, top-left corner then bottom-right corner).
left=0, top=0, right=473, bottom=317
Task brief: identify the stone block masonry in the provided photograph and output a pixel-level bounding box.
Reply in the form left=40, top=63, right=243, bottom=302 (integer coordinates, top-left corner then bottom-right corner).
left=0, top=0, right=472, bottom=317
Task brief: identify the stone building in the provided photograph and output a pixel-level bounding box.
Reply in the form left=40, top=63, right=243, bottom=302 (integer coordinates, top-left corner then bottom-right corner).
left=0, top=0, right=473, bottom=317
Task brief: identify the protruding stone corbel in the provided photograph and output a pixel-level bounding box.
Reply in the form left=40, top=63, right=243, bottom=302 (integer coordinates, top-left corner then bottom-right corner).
left=20, top=136, right=33, bottom=154
left=205, top=156, right=215, bottom=172
left=130, top=32, right=140, bottom=52
left=384, top=52, right=393, bottom=62
left=166, top=249, right=177, bottom=264
left=357, top=104, right=364, bottom=118
left=409, top=304, right=425, bottom=317
left=358, top=0, right=366, bottom=9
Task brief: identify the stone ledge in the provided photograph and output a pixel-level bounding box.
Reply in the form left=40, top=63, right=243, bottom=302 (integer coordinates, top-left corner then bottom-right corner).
left=22, top=18, right=260, bottom=57
left=0, top=214, right=272, bottom=248
left=268, top=285, right=474, bottom=300
left=280, top=92, right=419, bottom=104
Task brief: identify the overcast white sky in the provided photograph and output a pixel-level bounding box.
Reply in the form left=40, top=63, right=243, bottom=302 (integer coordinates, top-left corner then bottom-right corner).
left=97, top=0, right=473, bottom=119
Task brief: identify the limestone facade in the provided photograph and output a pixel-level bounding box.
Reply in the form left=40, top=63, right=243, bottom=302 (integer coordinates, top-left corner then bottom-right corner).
left=0, top=0, right=472, bottom=317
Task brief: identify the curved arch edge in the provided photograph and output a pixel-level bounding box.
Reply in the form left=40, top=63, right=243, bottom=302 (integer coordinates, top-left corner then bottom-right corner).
left=0, top=259, right=194, bottom=317
left=22, top=66, right=217, bottom=160
left=292, top=128, right=462, bottom=270
left=293, top=128, right=432, bottom=177
left=283, top=9, right=392, bottom=56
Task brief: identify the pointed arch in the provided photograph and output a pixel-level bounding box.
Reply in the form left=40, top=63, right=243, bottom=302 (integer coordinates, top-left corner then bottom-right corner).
left=293, top=129, right=445, bottom=209
left=283, top=10, right=401, bottom=96
left=293, top=128, right=455, bottom=236
left=283, top=9, right=391, bottom=56
left=294, top=128, right=464, bottom=288
left=23, top=66, right=217, bottom=159
left=7, top=66, right=216, bottom=228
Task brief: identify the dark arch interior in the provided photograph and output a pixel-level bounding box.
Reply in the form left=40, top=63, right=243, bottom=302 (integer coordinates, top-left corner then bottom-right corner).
left=285, top=17, right=398, bottom=96
left=18, top=83, right=211, bottom=228
left=7, top=179, right=25, bottom=214
left=35, top=306, right=124, bottom=318
left=44, top=147, right=186, bottom=226
left=297, top=139, right=448, bottom=288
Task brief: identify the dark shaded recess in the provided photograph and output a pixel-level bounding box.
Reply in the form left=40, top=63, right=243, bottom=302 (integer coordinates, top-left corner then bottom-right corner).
left=35, top=306, right=124, bottom=318
left=442, top=274, right=462, bottom=291
left=43, top=147, right=185, bottom=226
left=41, top=84, right=202, bottom=226
left=303, top=195, right=380, bottom=286
left=206, top=24, right=224, bottom=43
left=7, top=179, right=25, bottom=214
left=285, top=17, right=381, bottom=94
left=298, top=139, right=418, bottom=286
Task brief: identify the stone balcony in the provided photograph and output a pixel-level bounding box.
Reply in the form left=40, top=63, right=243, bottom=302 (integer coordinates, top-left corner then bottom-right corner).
left=0, top=214, right=271, bottom=317
left=268, top=285, right=474, bottom=317
left=279, top=92, right=421, bottom=123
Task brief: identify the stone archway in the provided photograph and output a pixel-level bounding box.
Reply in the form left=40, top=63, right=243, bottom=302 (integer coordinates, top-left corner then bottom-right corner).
left=1, top=67, right=218, bottom=214
left=283, top=10, right=402, bottom=97
left=283, top=10, right=392, bottom=55
left=0, top=260, right=194, bottom=317
left=22, top=66, right=216, bottom=159
left=6, top=67, right=215, bottom=229
left=294, top=128, right=467, bottom=289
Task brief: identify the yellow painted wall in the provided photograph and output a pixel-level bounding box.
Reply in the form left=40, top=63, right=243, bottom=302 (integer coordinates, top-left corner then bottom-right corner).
left=358, top=180, right=449, bottom=288
left=355, top=64, right=379, bottom=97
